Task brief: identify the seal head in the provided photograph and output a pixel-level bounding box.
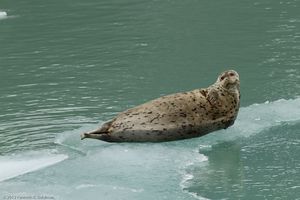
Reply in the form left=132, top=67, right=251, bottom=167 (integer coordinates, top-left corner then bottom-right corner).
left=218, top=70, right=240, bottom=91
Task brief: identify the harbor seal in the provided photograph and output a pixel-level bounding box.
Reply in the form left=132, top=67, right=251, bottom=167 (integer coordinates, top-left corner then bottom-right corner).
left=81, top=70, right=240, bottom=142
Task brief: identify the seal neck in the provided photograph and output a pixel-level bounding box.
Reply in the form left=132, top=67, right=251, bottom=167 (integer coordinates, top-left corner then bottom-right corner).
left=214, top=82, right=239, bottom=96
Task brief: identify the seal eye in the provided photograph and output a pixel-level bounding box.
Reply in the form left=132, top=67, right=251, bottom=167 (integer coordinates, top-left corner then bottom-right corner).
left=220, top=76, right=225, bottom=81
left=229, top=72, right=235, bottom=77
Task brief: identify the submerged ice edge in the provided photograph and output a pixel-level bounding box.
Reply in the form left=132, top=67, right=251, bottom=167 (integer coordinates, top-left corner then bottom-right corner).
left=0, top=153, right=68, bottom=182
left=179, top=150, right=210, bottom=200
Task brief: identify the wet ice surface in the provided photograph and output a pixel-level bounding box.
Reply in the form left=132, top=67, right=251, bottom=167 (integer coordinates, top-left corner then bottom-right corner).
left=1, top=98, right=300, bottom=200
left=0, top=151, right=67, bottom=182
left=0, top=141, right=205, bottom=200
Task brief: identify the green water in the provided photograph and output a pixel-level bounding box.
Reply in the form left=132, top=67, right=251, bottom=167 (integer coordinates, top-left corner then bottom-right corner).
left=0, top=0, right=300, bottom=199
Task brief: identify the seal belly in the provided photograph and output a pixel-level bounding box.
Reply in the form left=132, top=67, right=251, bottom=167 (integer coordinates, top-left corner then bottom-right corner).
left=107, top=119, right=227, bottom=142
left=107, top=110, right=232, bottom=142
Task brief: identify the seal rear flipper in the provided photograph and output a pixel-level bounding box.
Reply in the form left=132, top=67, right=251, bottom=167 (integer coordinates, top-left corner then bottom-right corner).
left=80, top=120, right=114, bottom=140
left=82, top=120, right=113, bottom=135
left=80, top=132, right=112, bottom=142
left=95, top=120, right=113, bottom=133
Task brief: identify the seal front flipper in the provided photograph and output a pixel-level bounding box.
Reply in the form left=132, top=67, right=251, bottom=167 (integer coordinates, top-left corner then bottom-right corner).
left=207, top=89, right=219, bottom=106
left=223, top=118, right=235, bottom=129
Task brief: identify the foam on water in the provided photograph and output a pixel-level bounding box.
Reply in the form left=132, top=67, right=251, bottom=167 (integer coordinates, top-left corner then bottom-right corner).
left=0, top=151, right=68, bottom=182
left=0, top=11, right=7, bottom=20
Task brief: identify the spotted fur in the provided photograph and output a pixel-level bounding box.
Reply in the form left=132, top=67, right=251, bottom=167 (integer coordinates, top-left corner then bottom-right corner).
left=81, top=70, right=240, bottom=142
